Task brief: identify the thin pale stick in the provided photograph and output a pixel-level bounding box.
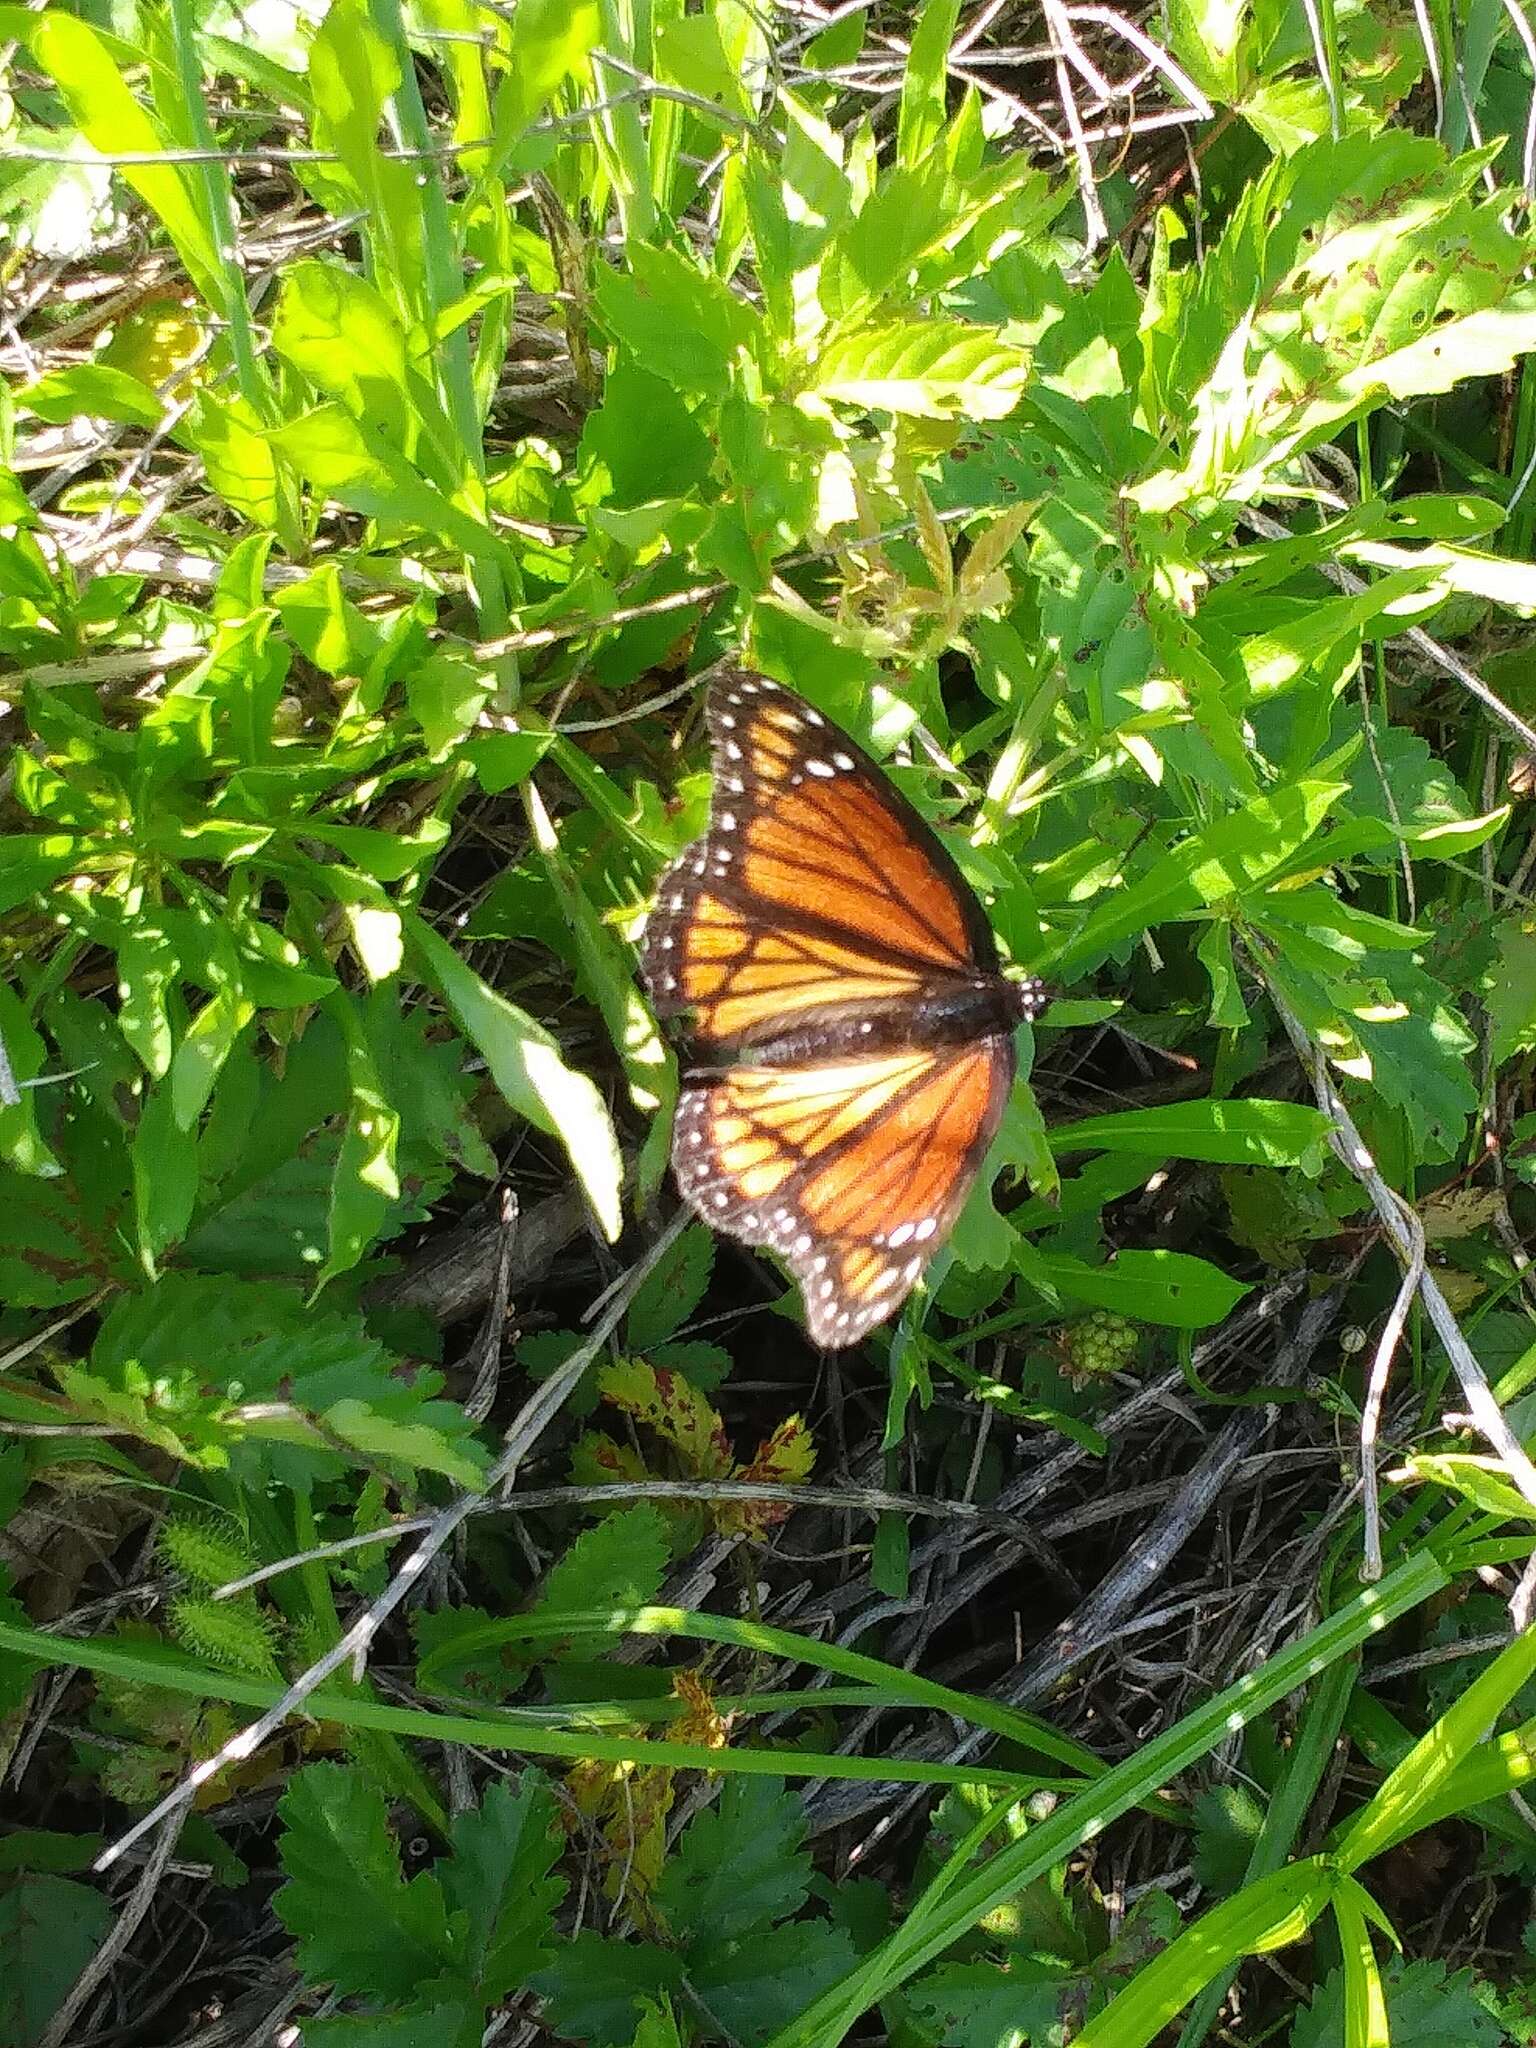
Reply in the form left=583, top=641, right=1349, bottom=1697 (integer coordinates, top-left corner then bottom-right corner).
left=210, top=1476, right=1061, bottom=1601
left=1358, top=1183, right=1426, bottom=1582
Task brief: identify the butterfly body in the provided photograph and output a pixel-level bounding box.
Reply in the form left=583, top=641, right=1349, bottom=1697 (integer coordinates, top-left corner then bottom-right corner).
left=714, top=975, right=1033, bottom=1071
left=642, top=670, right=1045, bottom=1348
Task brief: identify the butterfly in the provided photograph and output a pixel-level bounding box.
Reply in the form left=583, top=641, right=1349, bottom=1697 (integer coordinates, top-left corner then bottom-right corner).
left=640, top=669, right=1047, bottom=1349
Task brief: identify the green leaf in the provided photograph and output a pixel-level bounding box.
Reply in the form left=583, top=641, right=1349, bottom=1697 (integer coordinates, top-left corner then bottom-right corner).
left=897, top=0, right=962, bottom=169
left=1293, top=1959, right=1505, bottom=2048
left=1047, top=781, right=1344, bottom=976
left=906, top=1961, right=1066, bottom=2048
left=468, top=730, right=553, bottom=794
left=0, top=1173, right=102, bottom=1307
left=272, top=260, right=412, bottom=424
left=306, top=0, right=421, bottom=277
left=317, top=1015, right=401, bottom=1290
left=1073, top=1861, right=1336, bottom=2048
left=532, top=1935, right=686, bottom=2048
left=593, top=249, right=756, bottom=400
left=1038, top=1251, right=1250, bottom=1329
left=440, top=1776, right=566, bottom=2001
left=1484, top=916, right=1536, bottom=1065
left=170, top=988, right=253, bottom=1131
left=628, top=2002, right=685, bottom=2048
left=1191, top=1784, right=1266, bottom=1895
left=406, top=649, right=494, bottom=762
left=320, top=1396, right=488, bottom=1488
left=624, top=1224, right=714, bottom=1350
left=1134, top=137, right=1536, bottom=511
left=537, top=1508, right=670, bottom=1626
left=0, top=1873, right=114, bottom=2048
left=29, top=13, right=227, bottom=312
left=808, top=320, right=1029, bottom=420
left=490, top=0, right=600, bottom=164
left=302, top=2003, right=479, bottom=2048
left=0, top=835, right=87, bottom=919
left=291, top=817, right=449, bottom=882
left=275, top=1764, right=459, bottom=1998
left=582, top=359, right=715, bottom=506
left=268, top=404, right=506, bottom=564
left=184, top=392, right=281, bottom=527
left=22, top=364, right=166, bottom=429
left=689, top=1921, right=858, bottom=2048
left=86, top=1275, right=482, bottom=1483
left=1337, top=1594, right=1536, bottom=1871
left=655, top=1779, right=815, bottom=1946
left=1049, top=1100, right=1331, bottom=1168
left=0, top=981, right=61, bottom=1178
left=132, top=1081, right=198, bottom=1274
left=407, top=914, right=623, bottom=1241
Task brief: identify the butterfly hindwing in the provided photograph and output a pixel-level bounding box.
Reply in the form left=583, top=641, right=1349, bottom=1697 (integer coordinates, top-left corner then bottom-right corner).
left=673, top=1040, right=1014, bottom=1347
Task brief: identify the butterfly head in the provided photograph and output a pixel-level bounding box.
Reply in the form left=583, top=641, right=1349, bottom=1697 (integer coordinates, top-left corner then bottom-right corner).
left=1009, top=975, right=1050, bottom=1024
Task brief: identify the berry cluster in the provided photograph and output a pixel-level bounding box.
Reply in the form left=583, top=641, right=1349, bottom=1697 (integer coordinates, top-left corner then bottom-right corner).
left=1062, top=1309, right=1139, bottom=1381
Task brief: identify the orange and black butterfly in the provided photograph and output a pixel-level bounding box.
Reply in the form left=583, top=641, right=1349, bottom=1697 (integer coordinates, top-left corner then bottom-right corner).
left=641, top=669, right=1047, bottom=1349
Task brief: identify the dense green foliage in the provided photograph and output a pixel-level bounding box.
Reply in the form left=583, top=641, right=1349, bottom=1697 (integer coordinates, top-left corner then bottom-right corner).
left=7, top=0, right=1536, bottom=2044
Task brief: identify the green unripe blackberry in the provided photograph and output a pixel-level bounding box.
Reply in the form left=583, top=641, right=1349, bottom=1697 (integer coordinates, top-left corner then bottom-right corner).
left=1062, top=1310, right=1139, bottom=1381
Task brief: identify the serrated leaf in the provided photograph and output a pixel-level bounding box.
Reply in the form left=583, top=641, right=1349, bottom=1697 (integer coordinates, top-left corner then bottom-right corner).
left=906, top=1960, right=1066, bottom=2048
left=1485, top=917, right=1536, bottom=1065
left=1191, top=1784, right=1265, bottom=1895
left=624, top=1224, right=715, bottom=1349
left=723, top=1416, right=816, bottom=1534
left=274, top=1764, right=458, bottom=1998
left=532, top=1933, right=685, bottom=2048
left=537, top=1505, right=670, bottom=1623
left=1292, top=1957, right=1505, bottom=2048
left=303, top=2003, right=479, bottom=2048
left=688, top=1919, right=857, bottom=2048
left=646, top=1341, right=732, bottom=1393
left=596, top=1360, right=733, bottom=1478
left=654, top=1778, right=815, bottom=1945
left=440, top=1775, right=566, bottom=2000
left=808, top=320, right=1029, bottom=419
left=1134, top=136, right=1536, bottom=510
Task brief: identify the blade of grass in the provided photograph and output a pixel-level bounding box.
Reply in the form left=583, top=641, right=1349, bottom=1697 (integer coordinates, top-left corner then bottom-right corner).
left=763, top=1549, right=1447, bottom=2048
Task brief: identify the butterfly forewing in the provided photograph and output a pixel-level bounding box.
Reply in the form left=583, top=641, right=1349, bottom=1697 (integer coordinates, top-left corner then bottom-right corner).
left=641, top=673, right=995, bottom=1046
